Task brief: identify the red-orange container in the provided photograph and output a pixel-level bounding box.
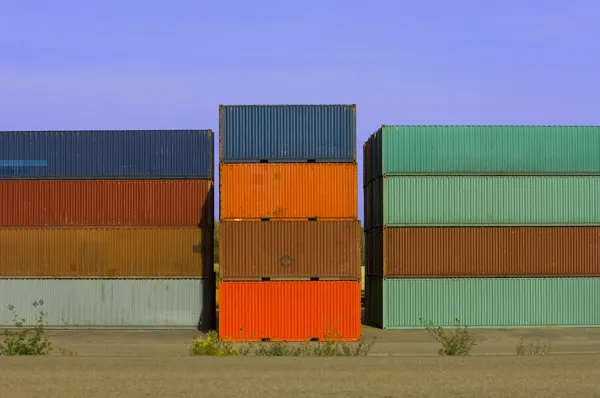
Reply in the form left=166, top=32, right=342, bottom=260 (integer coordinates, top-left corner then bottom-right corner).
left=218, top=281, right=361, bottom=341
left=0, top=180, right=213, bottom=227
left=219, top=163, right=357, bottom=220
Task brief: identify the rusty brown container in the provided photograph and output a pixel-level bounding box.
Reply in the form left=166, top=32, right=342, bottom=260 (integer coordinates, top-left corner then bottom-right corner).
left=219, top=221, right=361, bottom=280
left=368, top=227, right=600, bottom=277
left=0, top=227, right=212, bottom=278
left=0, top=180, right=214, bottom=227
left=219, top=163, right=357, bottom=220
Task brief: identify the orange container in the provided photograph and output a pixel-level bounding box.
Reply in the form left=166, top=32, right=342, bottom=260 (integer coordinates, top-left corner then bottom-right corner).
left=219, top=163, right=357, bottom=220
left=0, top=180, right=213, bottom=227
left=218, top=281, right=361, bottom=341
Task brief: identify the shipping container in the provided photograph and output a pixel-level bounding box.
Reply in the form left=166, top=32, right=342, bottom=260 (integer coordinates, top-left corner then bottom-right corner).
left=377, top=175, right=600, bottom=226
left=219, top=104, right=356, bottom=163
left=366, top=125, right=600, bottom=178
left=220, top=163, right=358, bottom=220
left=367, top=227, right=600, bottom=277
left=365, top=277, right=600, bottom=329
left=0, top=130, right=213, bottom=179
left=0, top=279, right=215, bottom=329
left=0, top=180, right=213, bottom=227
left=0, top=228, right=212, bottom=277
left=219, top=281, right=361, bottom=341
left=219, top=221, right=361, bottom=280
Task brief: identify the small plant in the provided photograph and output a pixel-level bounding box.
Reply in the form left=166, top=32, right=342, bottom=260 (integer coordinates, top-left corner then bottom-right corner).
left=0, top=304, right=53, bottom=356
left=188, top=330, right=375, bottom=357
left=187, top=331, right=246, bottom=356
left=516, top=338, right=551, bottom=356
left=420, top=317, right=477, bottom=356
left=59, top=347, right=75, bottom=357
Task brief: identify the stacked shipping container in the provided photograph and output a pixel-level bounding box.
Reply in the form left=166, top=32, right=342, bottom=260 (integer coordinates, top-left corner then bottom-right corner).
left=0, top=130, right=215, bottom=329
left=364, top=125, right=600, bottom=328
left=218, top=105, right=362, bottom=341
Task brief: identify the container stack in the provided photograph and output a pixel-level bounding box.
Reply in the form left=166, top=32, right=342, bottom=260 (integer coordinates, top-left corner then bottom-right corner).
left=218, top=105, right=362, bottom=341
left=0, top=130, right=215, bottom=329
left=364, top=125, right=600, bottom=329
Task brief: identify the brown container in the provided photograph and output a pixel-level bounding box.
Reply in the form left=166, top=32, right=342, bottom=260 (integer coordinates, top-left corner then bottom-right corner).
left=367, top=227, right=600, bottom=277
left=0, top=227, right=212, bottom=278
left=219, top=221, right=361, bottom=280
left=219, top=163, right=357, bottom=220
left=0, top=180, right=213, bottom=227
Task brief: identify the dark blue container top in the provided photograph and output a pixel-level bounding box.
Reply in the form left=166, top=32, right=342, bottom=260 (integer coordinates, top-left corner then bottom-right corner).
left=219, top=104, right=356, bottom=163
left=0, top=130, right=213, bottom=179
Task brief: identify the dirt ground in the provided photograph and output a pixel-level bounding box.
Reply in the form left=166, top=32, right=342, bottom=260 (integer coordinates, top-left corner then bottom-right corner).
left=2, top=325, right=600, bottom=396
left=1, top=355, right=599, bottom=397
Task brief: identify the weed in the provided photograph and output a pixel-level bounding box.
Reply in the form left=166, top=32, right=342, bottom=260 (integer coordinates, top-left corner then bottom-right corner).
left=516, top=338, right=551, bottom=356
left=0, top=305, right=53, bottom=356
left=187, top=330, right=375, bottom=357
left=59, top=347, right=75, bottom=357
left=187, top=331, right=244, bottom=356
left=420, top=318, right=477, bottom=356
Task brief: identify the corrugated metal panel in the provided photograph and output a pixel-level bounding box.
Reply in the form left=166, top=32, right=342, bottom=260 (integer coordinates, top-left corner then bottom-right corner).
left=0, top=180, right=214, bottom=227
left=362, top=140, right=369, bottom=188
left=0, top=130, right=213, bottom=179
left=0, top=279, right=214, bottom=329
left=364, top=276, right=383, bottom=328
left=372, top=177, right=383, bottom=228
left=220, top=164, right=358, bottom=220
left=219, top=105, right=356, bottom=162
left=219, top=221, right=361, bottom=280
left=378, top=125, right=600, bottom=175
left=381, top=278, right=600, bottom=329
left=219, top=281, right=361, bottom=341
left=381, top=176, right=600, bottom=226
left=0, top=228, right=211, bottom=277
left=379, top=227, right=600, bottom=277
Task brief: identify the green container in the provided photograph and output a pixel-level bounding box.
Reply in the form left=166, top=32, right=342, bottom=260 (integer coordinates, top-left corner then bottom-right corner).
left=364, top=277, right=600, bottom=329
left=376, top=175, right=600, bottom=227
left=364, top=125, right=600, bottom=184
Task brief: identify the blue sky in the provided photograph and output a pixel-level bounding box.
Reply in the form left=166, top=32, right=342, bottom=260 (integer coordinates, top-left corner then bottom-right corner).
left=1, top=0, right=598, bottom=222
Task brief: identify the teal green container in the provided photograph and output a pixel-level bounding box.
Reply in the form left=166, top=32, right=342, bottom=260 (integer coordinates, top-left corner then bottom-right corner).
left=376, top=175, right=600, bottom=227
left=364, top=125, right=600, bottom=184
left=365, top=277, right=600, bottom=329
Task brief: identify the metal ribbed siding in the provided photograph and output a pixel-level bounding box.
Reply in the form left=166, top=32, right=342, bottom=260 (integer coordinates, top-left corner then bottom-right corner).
left=219, top=221, right=361, bottom=280
left=219, top=163, right=358, bottom=220
left=374, top=227, right=600, bottom=278
left=379, top=278, right=600, bottom=329
left=0, top=180, right=214, bottom=227
left=219, top=281, right=361, bottom=341
left=364, top=276, right=383, bottom=328
left=0, top=130, right=213, bottom=179
left=219, top=105, right=356, bottom=162
left=381, top=176, right=600, bottom=226
left=0, top=279, right=214, bottom=329
left=376, top=125, right=600, bottom=175
left=0, top=228, right=212, bottom=277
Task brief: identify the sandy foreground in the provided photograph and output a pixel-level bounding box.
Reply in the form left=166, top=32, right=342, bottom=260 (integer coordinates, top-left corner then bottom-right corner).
left=2, top=326, right=600, bottom=397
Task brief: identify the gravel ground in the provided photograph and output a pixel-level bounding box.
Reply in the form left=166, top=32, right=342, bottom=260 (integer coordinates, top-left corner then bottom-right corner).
left=1, top=355, right=599, bottom=397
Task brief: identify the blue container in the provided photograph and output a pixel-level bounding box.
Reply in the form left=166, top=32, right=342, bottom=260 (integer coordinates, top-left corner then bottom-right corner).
left=219, top=104, right=356, bottom=162
left=0, top=130, right=213, bottom=179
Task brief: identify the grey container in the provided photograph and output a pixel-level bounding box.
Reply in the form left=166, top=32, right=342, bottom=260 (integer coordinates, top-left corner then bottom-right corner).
left=219, top=104, right=356, bottom=162
left=0, top=279, right=215, bottom=329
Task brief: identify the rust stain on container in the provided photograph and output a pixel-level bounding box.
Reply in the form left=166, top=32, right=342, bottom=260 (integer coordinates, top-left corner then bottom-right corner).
left=0, top=228, right=212, bottom=277
left=219, top=221, right=361, bottom=280
left=0, top=180, right=214, bottom=227
left=219, top=281, right=361, bottom=342
left=219, top=164, right=357, bottom=220
left=371, top=227, right=600, bottom=277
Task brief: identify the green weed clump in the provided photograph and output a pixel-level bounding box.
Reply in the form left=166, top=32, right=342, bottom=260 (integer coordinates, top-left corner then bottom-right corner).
left=420, top=318, right=477, bottom=356
left=188, top=330, right=375, bottom=357
left=0, top=305, right=53, bottom=356
left=516, top=338, right=551, bottom=356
